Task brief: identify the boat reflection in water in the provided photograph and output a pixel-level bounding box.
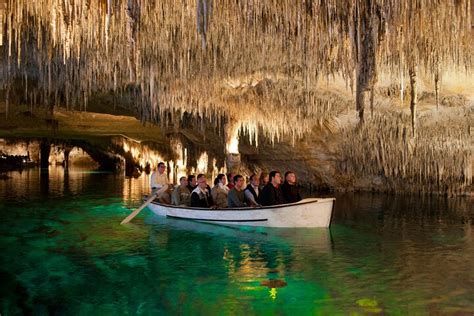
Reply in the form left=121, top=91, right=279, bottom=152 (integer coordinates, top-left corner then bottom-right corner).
left=146, top=216, right=333, bottom=300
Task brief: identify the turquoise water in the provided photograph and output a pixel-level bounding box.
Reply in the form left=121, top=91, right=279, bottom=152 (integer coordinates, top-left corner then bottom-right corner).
left=0, top=167, right=473, bottom=315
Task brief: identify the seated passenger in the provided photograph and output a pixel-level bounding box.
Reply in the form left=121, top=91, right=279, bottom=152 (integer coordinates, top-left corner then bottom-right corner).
left=187, top=174, right=197, bottom=192
left=172, top=176, right=191, bottom=206
left=211, top=173, right=229, bottom=208
left=226, top=172, right=235, bottom=190
left=281, top=171, right=302, bottom=203
left=244, top=174, right=261, bottom=206
left=259, top=170, right=286, bottom=206
left=150, top=162, right=171, bottom=204
left=227, top=175, right=248, bottom=208
left=190, top=174, right=214, bottom=208
left=259, top=172, right=269, bottom=190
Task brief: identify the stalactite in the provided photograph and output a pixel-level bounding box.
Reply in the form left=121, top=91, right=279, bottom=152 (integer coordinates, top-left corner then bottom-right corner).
left=196, top=0, right=212, bottom=49
left=434, top=66, right=440, bottom=110
left=105, top=0, right=112, bottom=54
left=355, top=0, right=379, bottom=124
left=0, top=0, right=5, bottom=46
left=409, top=64, right=418, bottom=138
left=125, top=0, right=140, bottom=83
left=370, top=88, right=375, bottom=118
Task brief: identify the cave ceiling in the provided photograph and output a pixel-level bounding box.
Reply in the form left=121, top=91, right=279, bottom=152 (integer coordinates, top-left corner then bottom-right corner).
left=0, top=0, right=472, bottom=144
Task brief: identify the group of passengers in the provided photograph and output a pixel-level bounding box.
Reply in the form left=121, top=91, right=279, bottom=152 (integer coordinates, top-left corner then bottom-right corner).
left=150, top=162, right=302, bottom=209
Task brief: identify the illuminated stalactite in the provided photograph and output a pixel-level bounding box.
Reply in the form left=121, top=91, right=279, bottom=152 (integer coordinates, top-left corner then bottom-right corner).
left=105, top=0, right=112, bottom=53
left=125, top=0, right=140, bottom=83
left=0, top=0, right=5, bottom=47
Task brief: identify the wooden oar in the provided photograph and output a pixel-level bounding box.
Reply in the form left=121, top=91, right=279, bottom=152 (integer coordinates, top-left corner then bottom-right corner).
left=120, top=185, right=167, bottom=225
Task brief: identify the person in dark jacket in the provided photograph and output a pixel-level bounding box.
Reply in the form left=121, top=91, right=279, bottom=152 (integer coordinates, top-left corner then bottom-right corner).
left=190, top=174, right=214, bottom=208
left=187, top=174, right=197, bottom=192
left=244, top=173, right=261, bottom=206
left=259, top=171, right=286, bottom=206
left=281, top=171, right=302, bottom=203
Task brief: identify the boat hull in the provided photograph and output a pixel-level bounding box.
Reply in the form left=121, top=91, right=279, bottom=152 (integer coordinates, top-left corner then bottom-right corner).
left=147, top=198, right=335, bottom=228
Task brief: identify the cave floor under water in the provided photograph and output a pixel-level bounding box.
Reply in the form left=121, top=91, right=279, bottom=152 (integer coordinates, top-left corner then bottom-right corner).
left=0, top=167, right=473, bottom=315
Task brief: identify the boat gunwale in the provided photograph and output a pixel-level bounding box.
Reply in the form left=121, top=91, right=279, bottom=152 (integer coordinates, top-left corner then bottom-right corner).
left=149, top=197, right=335, bottom=212
left=166, top=215, right=269, bottom=222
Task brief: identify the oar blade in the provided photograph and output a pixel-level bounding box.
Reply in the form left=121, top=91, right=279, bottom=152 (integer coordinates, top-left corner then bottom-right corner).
left=120, top=185, right=167, bottom=225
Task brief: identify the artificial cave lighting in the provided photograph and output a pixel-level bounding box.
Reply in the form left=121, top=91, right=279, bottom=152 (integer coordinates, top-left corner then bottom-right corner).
left=120, top=138, right=165, bottom=170
left=225, top=132, right=240, bottom=155
left=196, top=152, right=208, bottom=174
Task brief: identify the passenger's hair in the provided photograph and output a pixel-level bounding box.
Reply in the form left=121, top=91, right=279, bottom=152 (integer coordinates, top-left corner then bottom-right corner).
left=197, top=173, right=205, bottom=180
left=157, top=162, right=165, bottom=168
left=259, top=172, right=268, bottom=183
left=249, top=174, right=258, bottom=181
left=214, top=173, right=225, bottom=185
left=179, top=176, right=187, bottom=182
left=269, top=170, right=280, bottom=183
left=284, top=171, right=295, bottom=179
left=233, top=174, right=243, bottom=183
left=187, top=174, right=195, bottom=182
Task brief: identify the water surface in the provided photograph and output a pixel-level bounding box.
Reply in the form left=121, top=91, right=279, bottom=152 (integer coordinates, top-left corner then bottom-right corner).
left=0, top=167, right=473, bottom=315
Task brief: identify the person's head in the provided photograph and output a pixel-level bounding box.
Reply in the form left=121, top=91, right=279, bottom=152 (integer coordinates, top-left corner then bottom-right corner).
left=233, top=175, right=244, bottom=190
left=187, top=175, right=197, bottom=187
left=214, top=173, right=226, bottom=186
left=227, top=172, right=235, bottom=184
left=285, top=171, right=297, bottom=185
left=269, top=170, right=282, bottom=187
left=179, top=176, right=188, bottom=187
left=157, top=162, right=166, bottom=174
left=259, top=172, right=269, bottom=185
left=197, top=174, right=207, bottom=189
left=249, top=174, right=260, bottom=187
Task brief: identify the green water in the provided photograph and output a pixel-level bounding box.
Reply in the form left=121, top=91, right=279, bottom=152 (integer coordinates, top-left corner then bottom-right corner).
left=0, top=167, right=473, bottom=315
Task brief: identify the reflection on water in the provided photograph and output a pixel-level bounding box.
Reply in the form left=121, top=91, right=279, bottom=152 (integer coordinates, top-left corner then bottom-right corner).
left=0, top=167, right=473, bottom=314
left=0, top=166, right=150, bottom=208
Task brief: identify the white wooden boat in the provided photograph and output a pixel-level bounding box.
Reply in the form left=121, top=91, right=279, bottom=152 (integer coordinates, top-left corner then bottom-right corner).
left=147, top=197, right=335, bottom=228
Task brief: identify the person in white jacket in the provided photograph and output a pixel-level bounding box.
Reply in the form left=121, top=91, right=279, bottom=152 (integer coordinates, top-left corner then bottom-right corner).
left=150, top=162, right=171, bottom=204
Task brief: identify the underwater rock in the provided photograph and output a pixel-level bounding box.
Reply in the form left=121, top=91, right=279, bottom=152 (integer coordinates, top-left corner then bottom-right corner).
left=260, top=279, right=287, bottom=288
